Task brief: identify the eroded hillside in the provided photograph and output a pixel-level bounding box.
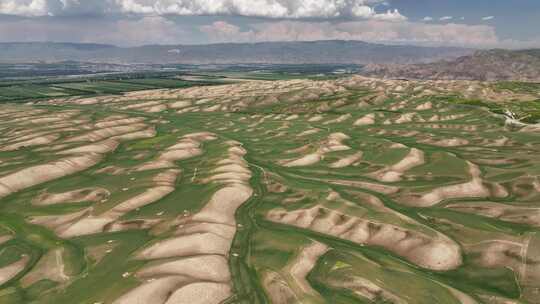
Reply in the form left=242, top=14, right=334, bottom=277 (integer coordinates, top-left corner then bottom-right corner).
left=0, top=76, right=539, bottom=304
left=362, top=49, right=540, bottom=82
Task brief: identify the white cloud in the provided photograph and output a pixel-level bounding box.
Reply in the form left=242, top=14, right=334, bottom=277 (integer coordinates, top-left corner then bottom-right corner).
left=109, top=16, right=189, bottom=46
left=127, top=0, right=408, bottom=20
left=200, top=21, right=253, bottom=42
left=0, top=0, right=407, bottom=21
left=439, top=16, right=453, bottom=21
left=115, top=0, right=155, bottom=14
left=0, top=0, right=48, bottom=16
left=422, top=16, right=433, bottom=22
left=1, top=13, right=533, bottom=48
left=482, top=16, right=494, bottom=21
left=0, top=15, right=189, bottom=46
left=0, top=0, right=117, bottom=16
left=371, top=9, right=406, bottom=22
left=200, top=20, right=500, bottom=47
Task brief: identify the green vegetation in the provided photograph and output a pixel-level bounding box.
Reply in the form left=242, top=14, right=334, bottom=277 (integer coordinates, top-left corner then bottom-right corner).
left=0, top=77, right=216, bottom=102
left=495, top=81, right=540, bottom=95
left=0, top=75, right=539, bottom=304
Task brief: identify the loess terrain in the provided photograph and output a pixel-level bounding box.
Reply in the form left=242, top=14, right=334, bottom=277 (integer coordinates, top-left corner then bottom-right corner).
left=0, top=75, right=540, bottom=303
left=361, top=49, right=540, bottom=82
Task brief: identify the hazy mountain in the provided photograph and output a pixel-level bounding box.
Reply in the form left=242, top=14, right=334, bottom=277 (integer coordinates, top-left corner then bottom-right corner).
left=0, top=41, right=471, bottom=65
left=361, top=49, right=540, bottom=81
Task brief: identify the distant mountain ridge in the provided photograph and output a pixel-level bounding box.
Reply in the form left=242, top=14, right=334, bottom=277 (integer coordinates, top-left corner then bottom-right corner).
left=361, top=49, right=540, bottom=81
left=0, top=41, right=472, bottom=65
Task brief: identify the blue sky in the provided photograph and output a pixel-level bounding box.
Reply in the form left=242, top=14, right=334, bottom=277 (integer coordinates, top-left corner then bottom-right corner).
left=0, top=0, right=538, bottom=48
left=390, top=0, right=540, bottom=40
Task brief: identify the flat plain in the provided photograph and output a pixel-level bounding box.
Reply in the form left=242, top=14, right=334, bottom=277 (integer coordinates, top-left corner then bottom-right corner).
left=0, top=74, right=540, bottom=304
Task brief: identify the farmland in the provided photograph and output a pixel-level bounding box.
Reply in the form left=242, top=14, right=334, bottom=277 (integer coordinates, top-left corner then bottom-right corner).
left=0, top=64, right=359, bottom=103
left=0, top=78, right=214, bottom=102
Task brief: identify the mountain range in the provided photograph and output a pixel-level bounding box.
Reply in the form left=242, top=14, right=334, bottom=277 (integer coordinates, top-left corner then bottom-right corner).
left=361, top=49, right=540, bottom=81
left=0, top=41, right=471, bottom=65
left=2, top=41, right=539, bottom=82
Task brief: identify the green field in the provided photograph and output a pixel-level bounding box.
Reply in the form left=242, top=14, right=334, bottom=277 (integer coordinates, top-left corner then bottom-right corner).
left=0, top=78, right=218, bottom=102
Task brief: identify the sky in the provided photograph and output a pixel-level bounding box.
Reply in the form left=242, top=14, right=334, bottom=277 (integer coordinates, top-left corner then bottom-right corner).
left=0, top=0, right=538, bottom=48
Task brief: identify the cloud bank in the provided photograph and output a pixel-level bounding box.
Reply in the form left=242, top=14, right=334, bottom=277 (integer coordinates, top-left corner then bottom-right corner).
left=201, top=20, right=499, bottom=47
left=0, top=1, right=535, bottom=48
left=0, top=14, right=506, bottom=48
left=0, top=16, right=189, bottom=46
left=0, top=0, right=406, bottom=20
